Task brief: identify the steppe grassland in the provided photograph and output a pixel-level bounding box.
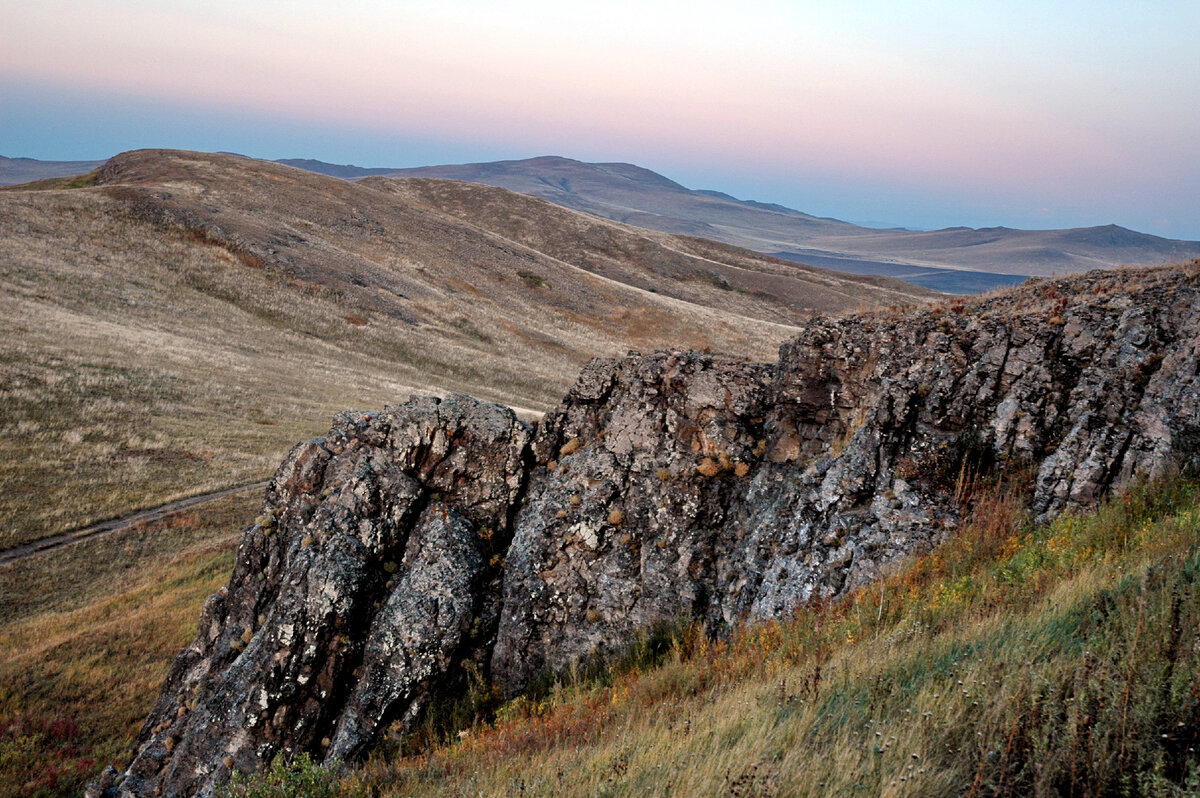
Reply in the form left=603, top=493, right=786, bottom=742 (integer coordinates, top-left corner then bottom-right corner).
left=347, top=477, right=1200, bottom=797
left=0, top=189, right=530, bottom=549
left=2, top=188, right=409, bottom=548
left=1, top=181, right=795, bottom=550
left=0, top=491, right=254, bottom=798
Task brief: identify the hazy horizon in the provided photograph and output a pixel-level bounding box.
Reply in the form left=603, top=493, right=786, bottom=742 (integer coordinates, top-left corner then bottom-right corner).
left=3, top=1, right=1198, bottom=239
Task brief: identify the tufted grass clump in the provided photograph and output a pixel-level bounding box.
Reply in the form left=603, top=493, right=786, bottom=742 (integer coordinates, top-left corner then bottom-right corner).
left=345, top=473, right=1200, bottom=797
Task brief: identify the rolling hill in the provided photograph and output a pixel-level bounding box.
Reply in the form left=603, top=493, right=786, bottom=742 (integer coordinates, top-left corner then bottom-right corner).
left=0, top=149, right=930, bottom=550
left=15, top=152, right=1196, bottom=291
left=382, top=156, right=1200, bottom=288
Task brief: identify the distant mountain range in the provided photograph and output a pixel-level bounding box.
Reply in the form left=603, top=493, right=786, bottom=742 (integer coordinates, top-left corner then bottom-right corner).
left=0, top=154, right=106, bottom=185
left=6, top=153, right=1198, bottom=293
left=378, top=157, right=1200, bottom=290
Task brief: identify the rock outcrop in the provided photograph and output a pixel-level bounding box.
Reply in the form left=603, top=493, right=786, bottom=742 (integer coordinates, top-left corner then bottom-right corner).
left=98, top=396, right=531, bottom=797
left=97, top=263, right=1200, bottom=796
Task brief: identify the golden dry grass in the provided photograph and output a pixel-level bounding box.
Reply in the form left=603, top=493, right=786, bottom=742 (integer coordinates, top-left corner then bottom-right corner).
left=342, top=477, right=1200, bottom=797
left=0, top=491, right=254, bottom=798
left=0, top=150, right=835, bottom=549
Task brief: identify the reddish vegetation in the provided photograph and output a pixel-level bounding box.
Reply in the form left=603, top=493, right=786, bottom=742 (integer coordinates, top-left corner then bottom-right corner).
left=0, top=712, right=95, bottom=797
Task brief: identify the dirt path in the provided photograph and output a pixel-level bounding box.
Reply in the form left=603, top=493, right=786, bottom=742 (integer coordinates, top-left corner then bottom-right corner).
left=0, top=481, right=269, bottom=566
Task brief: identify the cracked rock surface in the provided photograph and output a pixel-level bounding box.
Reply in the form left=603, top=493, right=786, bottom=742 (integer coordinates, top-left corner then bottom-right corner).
left=99, top=263, right=1200, bottom=795
left=100, top=396, right=530, bottom=797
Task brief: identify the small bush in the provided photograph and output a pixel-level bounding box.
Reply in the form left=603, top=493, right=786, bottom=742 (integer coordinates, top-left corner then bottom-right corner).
left=517, top=270, right=546, bottom=289
left=0, top=712, right=94, bottom=798
left=220, top=753, right=341, bottom=798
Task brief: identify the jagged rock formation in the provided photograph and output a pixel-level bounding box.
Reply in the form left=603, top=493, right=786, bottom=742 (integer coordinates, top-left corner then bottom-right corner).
left=95, top=397, right=531, bottom=797
left=95, top=263, right=1200, bottom=797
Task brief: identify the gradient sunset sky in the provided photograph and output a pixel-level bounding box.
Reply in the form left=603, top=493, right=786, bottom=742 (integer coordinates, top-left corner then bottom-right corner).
left=3, top=1, right=1197, bottom=238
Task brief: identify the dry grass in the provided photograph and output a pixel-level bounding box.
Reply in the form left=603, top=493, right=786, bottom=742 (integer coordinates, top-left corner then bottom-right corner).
left=342, top=476, right=1200, bottom=797
left=0, top=151, right=821, bottom=549
left=371, top=176, right=935, bottom=321
left=0, top=189, right=417, bottom=548
left=0, top=491, right=254, bottom=798
left=0, top=148, right=831, bottom=794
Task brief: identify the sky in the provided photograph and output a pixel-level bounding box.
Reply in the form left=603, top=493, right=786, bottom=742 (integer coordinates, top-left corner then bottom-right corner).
left=2, top=1, right=1198, bottom=238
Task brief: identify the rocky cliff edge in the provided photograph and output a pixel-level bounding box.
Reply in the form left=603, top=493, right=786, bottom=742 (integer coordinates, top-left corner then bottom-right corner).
left=93, top=263, right=1200, bottom=796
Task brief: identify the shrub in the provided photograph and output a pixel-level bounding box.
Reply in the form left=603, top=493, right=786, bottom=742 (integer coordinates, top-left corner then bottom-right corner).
left=0, top=712, right=94, bottom=798
left=517, top=270, right=546, bottom=289
left=219, top=753, right=341, bottom=798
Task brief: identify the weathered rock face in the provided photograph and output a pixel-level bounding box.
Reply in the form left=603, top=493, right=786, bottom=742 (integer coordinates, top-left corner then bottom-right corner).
left=101, top=264, right=1200, bottom=796
left=492, top=353, right=774, bottom=689
left=103, top=396, right=531, bottom=797
left=494, top=265, right=1200, bottom=690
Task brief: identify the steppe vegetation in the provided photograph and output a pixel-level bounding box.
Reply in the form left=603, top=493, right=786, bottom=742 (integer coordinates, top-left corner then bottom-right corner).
left=1, top=188, right=429, bottom=549
left=7, top=153, right=1195, bottom=797
left=369, top=177, right=930, bottom=320
left=331, top=473, right=1199, bottom=797
left=7, top=462, right=1197, bottom=797
left=0, top=491, right=252, bottom=798
left=1, top=152, right=840, bottom=549
left=0, top=150, right=931, bottom=795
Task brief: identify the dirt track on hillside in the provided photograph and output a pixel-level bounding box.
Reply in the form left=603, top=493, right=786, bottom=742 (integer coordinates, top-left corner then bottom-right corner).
left=0, top=481, right=268, bottom=566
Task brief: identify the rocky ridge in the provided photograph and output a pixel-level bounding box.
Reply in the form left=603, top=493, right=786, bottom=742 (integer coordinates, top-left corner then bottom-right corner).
left=95, top=263, right=1200, bottom=796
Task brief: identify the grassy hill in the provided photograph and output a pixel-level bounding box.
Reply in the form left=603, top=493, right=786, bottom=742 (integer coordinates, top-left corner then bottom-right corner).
left=0, top=149, right=932, bottom=551
left=0, top=147, right=931, bottom=796
left=3, top=469, right=1195, bottom=797
left=8, top=150, right=1195, bottom=796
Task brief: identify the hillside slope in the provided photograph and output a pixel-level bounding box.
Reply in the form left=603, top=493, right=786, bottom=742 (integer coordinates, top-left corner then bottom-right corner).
left=106, top=261, right=1200, bottom=796
left=1, top=149, right=929, bottom=551
left=347, top=473, right=1200, bottom=797
left=366, top=175, right=932, bottom=320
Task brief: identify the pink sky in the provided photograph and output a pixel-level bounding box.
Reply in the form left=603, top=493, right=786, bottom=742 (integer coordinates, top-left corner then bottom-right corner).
left=3, top=1, right=1198, bottom=237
